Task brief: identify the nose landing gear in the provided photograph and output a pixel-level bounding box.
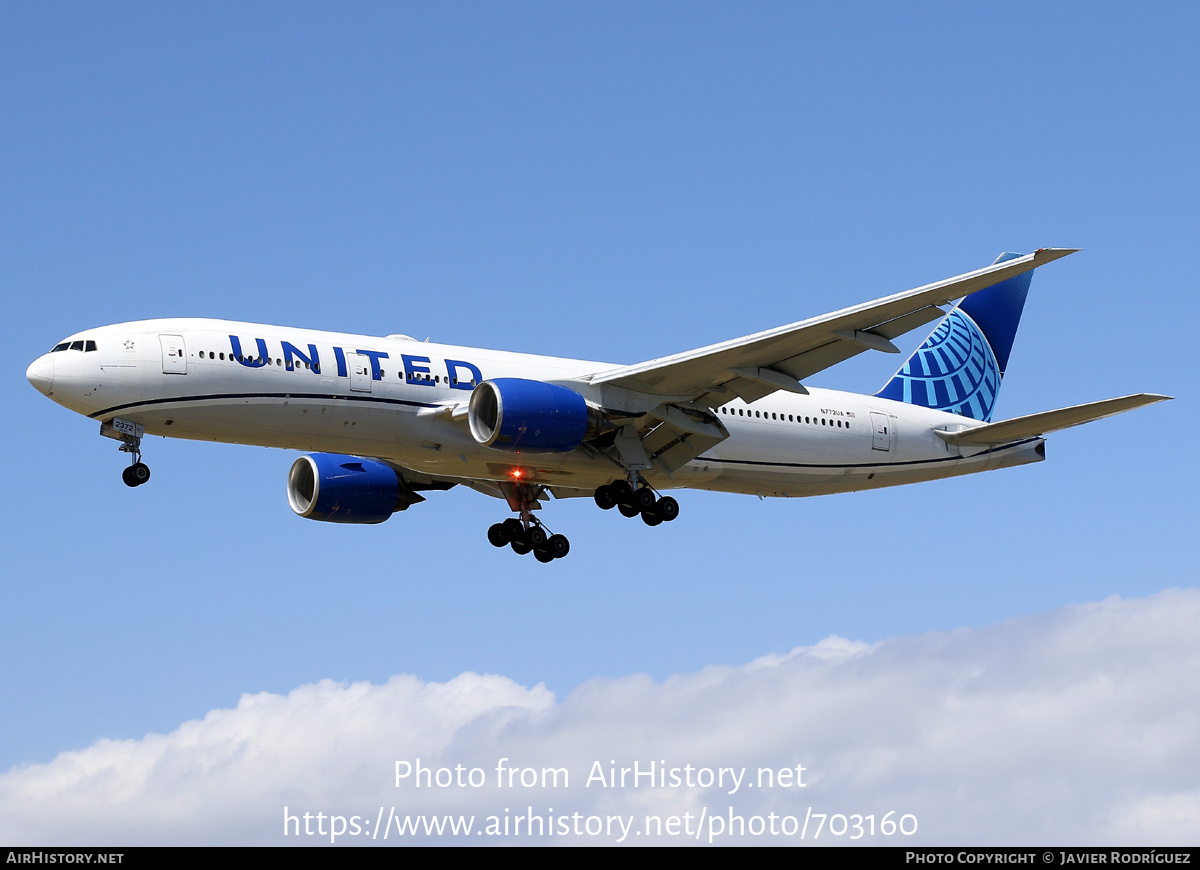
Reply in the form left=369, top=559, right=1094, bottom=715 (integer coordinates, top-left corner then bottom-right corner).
left=100, top=418, right=151, bottom=488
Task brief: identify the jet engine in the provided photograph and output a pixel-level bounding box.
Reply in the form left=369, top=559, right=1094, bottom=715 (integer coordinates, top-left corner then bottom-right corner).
left=468, top=378, right=605, bottom=453
left=287, top=453, right=411, bottom=523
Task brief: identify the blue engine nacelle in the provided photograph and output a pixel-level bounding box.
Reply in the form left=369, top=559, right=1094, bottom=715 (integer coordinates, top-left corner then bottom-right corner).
left=287, top=453, right=403, bottom=523
left=468, top=378, right=603, bottom=453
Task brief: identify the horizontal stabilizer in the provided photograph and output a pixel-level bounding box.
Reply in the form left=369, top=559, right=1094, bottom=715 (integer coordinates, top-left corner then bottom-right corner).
left=934, top=394, right=1172, bottom=446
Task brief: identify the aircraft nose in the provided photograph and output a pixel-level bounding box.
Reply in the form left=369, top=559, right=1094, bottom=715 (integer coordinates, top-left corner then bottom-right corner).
left=26, top=355, right=54, bottom=396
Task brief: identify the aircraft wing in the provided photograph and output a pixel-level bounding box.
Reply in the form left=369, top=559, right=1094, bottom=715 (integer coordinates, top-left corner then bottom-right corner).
left=587, top=248, right=1078, bottom=405
left=933, top=394, right=1172, bottom=447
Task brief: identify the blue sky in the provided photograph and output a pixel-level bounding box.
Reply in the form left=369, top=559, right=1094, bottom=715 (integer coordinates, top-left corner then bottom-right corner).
left=1, top=2, right=1195, bottom=844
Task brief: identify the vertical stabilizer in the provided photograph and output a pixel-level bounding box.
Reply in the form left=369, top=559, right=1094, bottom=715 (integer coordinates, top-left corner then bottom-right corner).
left=875, top=252, right=1034, bottom=421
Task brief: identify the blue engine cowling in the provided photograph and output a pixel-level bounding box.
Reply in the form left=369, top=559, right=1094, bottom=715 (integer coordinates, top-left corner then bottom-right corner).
left=287, top=453, right=402, bottom=523
left=468, top=378, right=601, bottom=453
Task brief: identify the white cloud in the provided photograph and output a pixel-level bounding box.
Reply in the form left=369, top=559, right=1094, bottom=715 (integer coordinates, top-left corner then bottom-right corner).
left=3, top=589, right=1198, bottom=845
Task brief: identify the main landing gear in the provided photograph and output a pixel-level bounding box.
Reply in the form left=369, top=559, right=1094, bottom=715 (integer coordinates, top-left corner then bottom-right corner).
left=484, top=472, right=678, bottom=562
left=593, top=478, right=679, bottom=526
left=487, top=481, right=570, bottom=562
left=487, top=517, right=571, bottom=563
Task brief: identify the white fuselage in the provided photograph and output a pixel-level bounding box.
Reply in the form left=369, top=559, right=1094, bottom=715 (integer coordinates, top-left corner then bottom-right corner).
left=27, top=318, right=1045, bottom=497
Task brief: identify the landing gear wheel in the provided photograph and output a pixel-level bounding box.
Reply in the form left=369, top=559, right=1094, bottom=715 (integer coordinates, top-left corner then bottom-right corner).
left=124, top=462, right=150, bottom=487
left=634, top=487, right=657, bottom=512
left=534, top=549, right=555, bottom=563
left=528, top=526, right=547, bottom=548
left=547, top=534, right=570, bottom=559
left=593, top=484, right=617, bottom=510
left=502, top=518, right=524, bottom=540
left=511, top=537, right=532, bottom=555
left=641, top=509, right=663, bottom=527
left=487, top=523, right=509, bottom=547
left=610, top=479, right=633, bottom=506
left=618, top=501, right=640, bottom=518
left=656, top=496, right=679, bottom=522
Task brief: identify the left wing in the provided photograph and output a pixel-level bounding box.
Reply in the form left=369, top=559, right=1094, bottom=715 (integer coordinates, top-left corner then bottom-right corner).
left=933, top=394, right=1172, bottom=447
left=587, top=248, right=1077, bottom=405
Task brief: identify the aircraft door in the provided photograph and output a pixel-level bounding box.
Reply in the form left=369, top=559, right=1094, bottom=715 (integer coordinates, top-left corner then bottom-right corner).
left=160, top=335, right=187, bottom=374
left=349, top=352, right=372, bottom=393
left=870, top=412, right=892, bottom=451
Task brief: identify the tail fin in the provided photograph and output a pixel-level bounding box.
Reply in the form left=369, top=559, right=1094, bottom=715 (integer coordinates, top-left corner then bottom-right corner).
left=875, top=252, right=1033, bottom=422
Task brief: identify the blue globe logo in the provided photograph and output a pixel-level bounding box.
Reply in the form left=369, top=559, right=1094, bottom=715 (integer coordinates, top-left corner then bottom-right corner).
left=890, top=309, right=1001, bottom=421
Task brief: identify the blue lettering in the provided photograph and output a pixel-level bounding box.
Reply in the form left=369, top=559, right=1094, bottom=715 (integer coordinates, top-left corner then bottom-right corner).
left=282, top=341, right=320, bottom=373
left=403, top=354, right=433, bottom=386
left=445, top=359, right=482, bottom=390
left=229, top=335, right=268, bottom=368
left=333, top=346, right=348, bottom=378
left=356, top=349, right=389, bottom=380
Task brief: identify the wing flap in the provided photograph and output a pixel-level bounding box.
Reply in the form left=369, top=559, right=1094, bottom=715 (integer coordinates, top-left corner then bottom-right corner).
left=593, top=411, right=728, bottom=476
left=934, top=394, right=1171, bottom=446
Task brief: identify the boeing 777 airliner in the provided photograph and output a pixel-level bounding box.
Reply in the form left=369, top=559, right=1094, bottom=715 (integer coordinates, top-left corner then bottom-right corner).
left=26, top=250, right=1169, bottom=562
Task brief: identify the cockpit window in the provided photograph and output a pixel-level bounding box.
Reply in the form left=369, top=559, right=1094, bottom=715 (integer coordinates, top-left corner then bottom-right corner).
left=51, top=339, right=98, bottom=352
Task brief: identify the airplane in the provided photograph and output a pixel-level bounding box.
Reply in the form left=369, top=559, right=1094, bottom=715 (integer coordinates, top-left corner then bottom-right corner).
left=25, top=249, right=1169, bottom=563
